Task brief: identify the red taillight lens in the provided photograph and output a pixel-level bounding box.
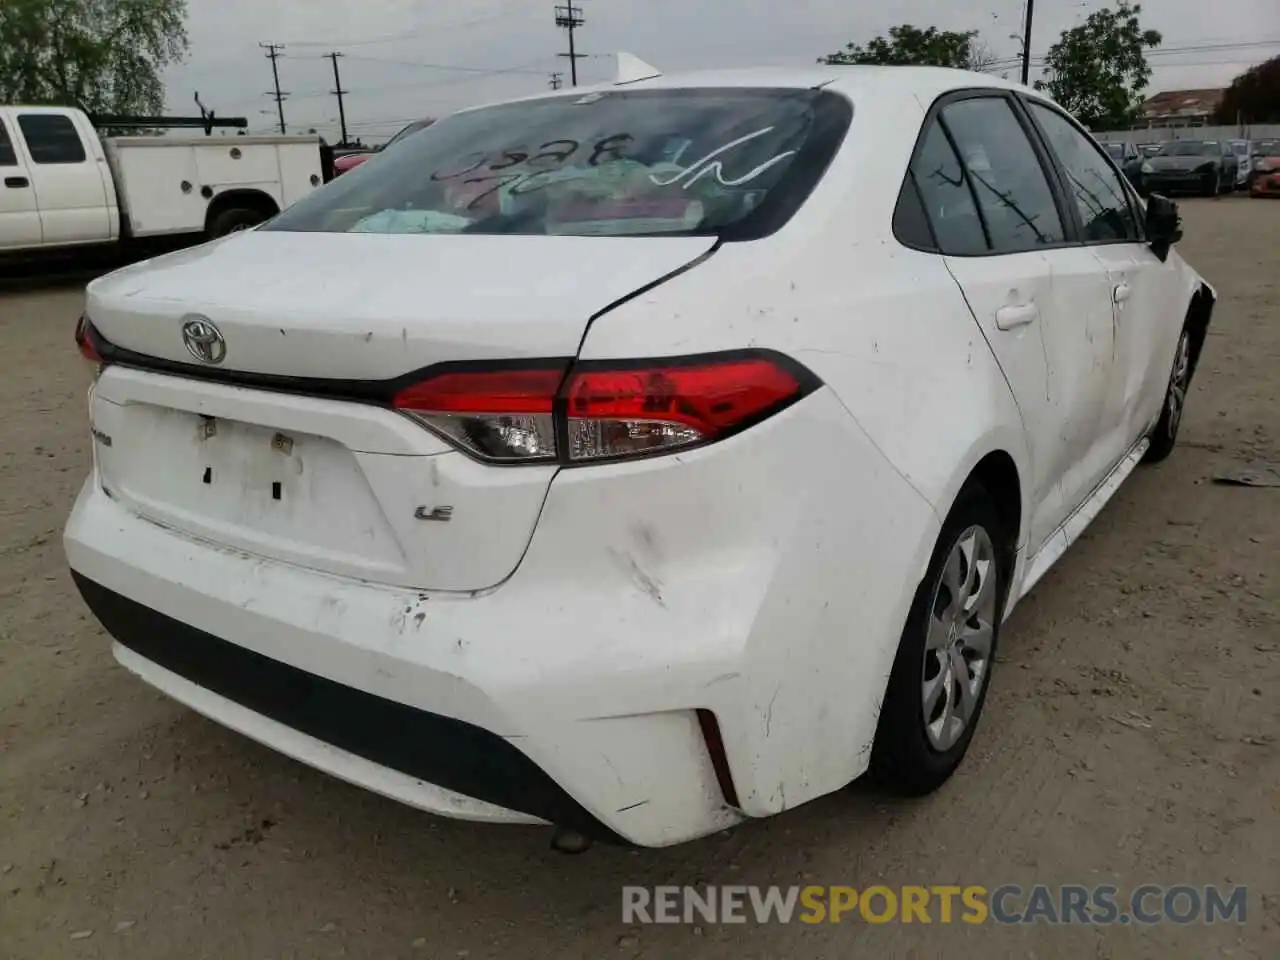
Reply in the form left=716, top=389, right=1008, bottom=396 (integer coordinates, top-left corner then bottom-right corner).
left=75, top=315, right=102, bottom=363
left=391, top=352, right=817, bottom=465
left=393, top=366, right=565, bottom=415
left=563, top=357, right=809, bottom=461
left=392, top=365, right=567, bottom=462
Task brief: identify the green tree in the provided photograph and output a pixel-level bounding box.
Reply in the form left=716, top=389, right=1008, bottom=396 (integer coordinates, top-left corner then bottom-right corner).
left=0, top=0, right=188, bottom=115
left=819, top=24, right=988, bottom=71
left=1214, top=56, right=1280, bottom=124
left=1035, top=1, right=1162, bottom=130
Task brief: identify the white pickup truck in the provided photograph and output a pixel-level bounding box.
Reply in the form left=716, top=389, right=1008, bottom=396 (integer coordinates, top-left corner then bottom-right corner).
left=0, top=105, right=324, bottom=257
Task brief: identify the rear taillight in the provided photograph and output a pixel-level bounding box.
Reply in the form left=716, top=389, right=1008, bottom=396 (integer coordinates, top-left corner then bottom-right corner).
left=562, top=357, right=810, bottom=461
left=393, top=364, right=566, bottom=462
left=392, top=351, right=818, bottom=465
left=75, top=315, right=101, bottom=362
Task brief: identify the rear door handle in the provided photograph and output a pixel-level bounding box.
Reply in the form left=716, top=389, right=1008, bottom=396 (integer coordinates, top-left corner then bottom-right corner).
left=1113, top=283, right=1132, bottom=305
left=995, top=302, right=1038, bottom=330
left=4, top=176, right=29, bottom=188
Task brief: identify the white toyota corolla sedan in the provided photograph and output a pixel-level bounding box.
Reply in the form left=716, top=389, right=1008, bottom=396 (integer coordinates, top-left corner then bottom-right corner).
left=66, top=66, right=1215, bottom=848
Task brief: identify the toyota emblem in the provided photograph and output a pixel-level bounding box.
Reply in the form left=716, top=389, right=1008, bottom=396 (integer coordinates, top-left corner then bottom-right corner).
left=181, top=315, right=226, bottom=365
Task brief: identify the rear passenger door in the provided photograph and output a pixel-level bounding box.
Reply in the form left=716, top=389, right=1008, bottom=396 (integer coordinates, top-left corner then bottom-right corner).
left=1024, top=100, right=1179, bottom=464
left=0, top=111, right=43, bottom=249
left=908, top=92, right=1115, bottom=552
left=14, top=110, right=111, bottom=246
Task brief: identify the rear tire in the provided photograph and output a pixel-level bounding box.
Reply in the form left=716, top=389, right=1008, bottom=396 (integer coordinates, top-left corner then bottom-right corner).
left=208, top=206, right=269, bottom=239
left=870, top=482, right=1010, bottom=796
left=1143, top=327, right=1192, bottom=464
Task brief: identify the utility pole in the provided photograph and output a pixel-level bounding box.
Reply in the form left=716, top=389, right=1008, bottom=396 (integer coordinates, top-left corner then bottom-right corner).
left=326, top=51, right=350, bottom=145
left=1020, top=0, right=1035, bottom=86
left=554, top=4, right=586, bottom=86
left=260, top=42, right=288, bottom=134
left=548, top=71, right=563, bottom=91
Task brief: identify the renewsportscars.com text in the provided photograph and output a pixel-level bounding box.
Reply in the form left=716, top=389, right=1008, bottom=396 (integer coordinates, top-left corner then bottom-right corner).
left=622, top=884, right=1247, bottom=926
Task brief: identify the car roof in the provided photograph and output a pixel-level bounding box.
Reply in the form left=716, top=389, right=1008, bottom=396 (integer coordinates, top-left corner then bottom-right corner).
left=451, top=65, right=1036, bottom=115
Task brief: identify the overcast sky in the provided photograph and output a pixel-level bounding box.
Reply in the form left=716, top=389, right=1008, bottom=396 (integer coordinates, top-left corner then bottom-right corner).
left=164, top=0, right=1280, bottom=141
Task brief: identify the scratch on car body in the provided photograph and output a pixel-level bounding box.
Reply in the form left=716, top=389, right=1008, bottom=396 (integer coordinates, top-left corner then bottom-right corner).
left=705, top=672, right=740, bottom=689
left=764, top=683, right=781, bottom=738
left=607, top=547, right=665, bottom=607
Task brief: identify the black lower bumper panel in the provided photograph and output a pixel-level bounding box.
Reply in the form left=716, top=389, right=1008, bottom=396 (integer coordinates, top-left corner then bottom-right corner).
left=71, top=572, right=624, bottom=843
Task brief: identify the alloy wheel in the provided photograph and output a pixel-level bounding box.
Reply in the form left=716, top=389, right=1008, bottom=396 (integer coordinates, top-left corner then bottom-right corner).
left=921, top=525, right=998, bottom=752
left=1166, top=332, right=1191, bottom=439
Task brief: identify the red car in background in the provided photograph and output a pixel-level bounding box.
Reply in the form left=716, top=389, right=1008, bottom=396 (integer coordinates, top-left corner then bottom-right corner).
left=1250, top=140, right=1280, bottom=197
left=333, top=118, right=436, bottom=176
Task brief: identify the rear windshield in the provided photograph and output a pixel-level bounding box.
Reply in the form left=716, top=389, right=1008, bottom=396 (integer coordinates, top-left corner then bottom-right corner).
left=1157, top=141, right=1217, bottom=156
left=266, top=87, right=851, bottom=241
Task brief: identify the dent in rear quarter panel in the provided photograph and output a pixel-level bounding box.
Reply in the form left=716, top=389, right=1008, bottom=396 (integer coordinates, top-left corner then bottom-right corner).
left=575, top=117, right=1034, bottom=807
left=512, top=388, right=939, bottom=818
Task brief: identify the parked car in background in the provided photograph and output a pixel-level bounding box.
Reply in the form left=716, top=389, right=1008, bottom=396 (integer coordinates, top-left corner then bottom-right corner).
left=1141, top=140, right=1238, bottom=196
left=333, top=119, right=436, bottom=176
left=332, top=148, right=376, bottom=177
left=0, top=104, right=322, bottom=256
left=1249, top=140, right=1280, bottom=197
left=1103, top=140, right=1145, bottom=191
left=68, top=67, right=1215, bottom=848
left=1138, top=143, right=1163, bottom=157
left=1229, top=139, right=1252, bottom=189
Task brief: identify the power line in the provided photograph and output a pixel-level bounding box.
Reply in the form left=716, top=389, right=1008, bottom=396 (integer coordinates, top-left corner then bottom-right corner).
left=554, top=4, right=587, bottom=86
left=987, top=36, right=1280, bottom=75
left=326, top=51, right=350, bottom=146
left=1145, top=39, right=1280, bottom=57
left=341, top=53, right=549, bottom=76
left=259, top=42, right=288, bottom=134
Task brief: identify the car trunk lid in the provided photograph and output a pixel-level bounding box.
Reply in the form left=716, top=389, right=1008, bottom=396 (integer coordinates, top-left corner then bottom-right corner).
left=84, top=230, right=717, bottom=592
left=86, top=230, right=715, bottom=378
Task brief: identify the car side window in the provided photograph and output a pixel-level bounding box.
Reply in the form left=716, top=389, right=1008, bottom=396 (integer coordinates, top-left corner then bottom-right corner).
left=17, top=114, right=87, bottom=165
left=1027, top=102, right=1140, bottom=244
left=908, top=120, right=988, bottom=255
left=940, top=97, right=1066, bottom=253
left=0, top=119, right=16, bottom=166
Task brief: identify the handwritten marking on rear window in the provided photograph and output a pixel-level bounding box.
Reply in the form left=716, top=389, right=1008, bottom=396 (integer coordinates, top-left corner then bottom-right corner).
left=647, top=127, right=797, bottom=189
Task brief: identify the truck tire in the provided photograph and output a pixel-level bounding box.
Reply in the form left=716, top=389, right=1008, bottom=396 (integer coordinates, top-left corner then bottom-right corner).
left=208, top=207, right=268, bottom=239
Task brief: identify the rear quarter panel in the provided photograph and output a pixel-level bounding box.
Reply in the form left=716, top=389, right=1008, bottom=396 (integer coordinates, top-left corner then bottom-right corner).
left=577, top=86, right=1032, bottom=812
left=580, top=88, right=1031, bottom=545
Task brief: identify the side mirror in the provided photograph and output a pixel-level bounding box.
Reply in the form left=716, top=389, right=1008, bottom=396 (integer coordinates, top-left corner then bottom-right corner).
left=1145, top=193, right=1182, bottom=262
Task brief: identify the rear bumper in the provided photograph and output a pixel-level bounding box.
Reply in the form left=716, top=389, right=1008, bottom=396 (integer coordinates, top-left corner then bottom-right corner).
left=65, top=387, right=938, bottom=846
left=73, top=572, right=624, bottom=839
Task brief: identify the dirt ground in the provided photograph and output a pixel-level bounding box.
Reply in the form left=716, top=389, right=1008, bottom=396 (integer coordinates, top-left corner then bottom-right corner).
left=1, top=199, right=1277, bottom=959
